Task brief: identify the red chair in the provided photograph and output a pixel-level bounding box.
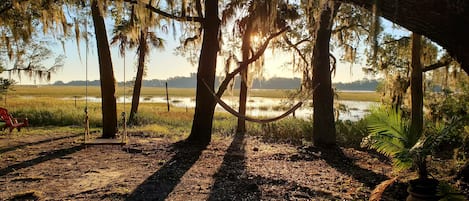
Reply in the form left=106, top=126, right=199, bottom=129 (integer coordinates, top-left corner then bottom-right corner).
left=0, top=107, right=28, bottom=132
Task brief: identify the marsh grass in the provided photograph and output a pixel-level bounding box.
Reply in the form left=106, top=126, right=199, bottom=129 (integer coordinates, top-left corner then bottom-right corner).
left=1, top=87, right=375, bottom=145
left=10, top=86, right=379, bottom=101
left=336, top=91, right=380, bottom=102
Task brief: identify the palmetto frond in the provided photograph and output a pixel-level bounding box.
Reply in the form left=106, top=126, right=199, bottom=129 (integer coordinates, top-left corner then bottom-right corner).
left=365, top=107, right=415, bottom=171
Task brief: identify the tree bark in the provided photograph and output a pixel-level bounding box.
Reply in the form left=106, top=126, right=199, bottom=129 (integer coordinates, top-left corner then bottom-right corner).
left=410, top=33, right=423, bottom=140
left=186, top=0, right=220, bottom=146
left=236, top=22, right=253, bottom=134
left=91, top=0, right=118, bottom=138
left=128, top=29, right=147, bottom=125
left=312, top=1, right=339, bottom=147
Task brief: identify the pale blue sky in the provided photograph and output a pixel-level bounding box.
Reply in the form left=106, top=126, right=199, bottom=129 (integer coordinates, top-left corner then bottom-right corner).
left=2, top=18, right=411, bottom=85
left=3, top=37, right=372, bottom=85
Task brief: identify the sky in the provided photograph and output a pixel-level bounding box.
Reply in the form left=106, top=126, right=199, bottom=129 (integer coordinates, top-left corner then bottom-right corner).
left=2, top=36, right=372, bottom=86
left=2, top=17, right=411, bottom=86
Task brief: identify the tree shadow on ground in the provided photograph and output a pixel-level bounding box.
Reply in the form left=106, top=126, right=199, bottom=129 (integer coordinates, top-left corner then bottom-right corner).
left=125, top=142, right=203, bottom=201
left=208, top=133, right=340, bottom=200
left=0, top=132, right=84, bottom=154
left=297, top=146, right=389, bottom=188
left=207, top=132, right=260, bottom=200
left=0, top=145, right=84, bottom=177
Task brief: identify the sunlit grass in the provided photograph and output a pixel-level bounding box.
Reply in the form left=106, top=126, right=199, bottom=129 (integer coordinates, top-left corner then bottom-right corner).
left=9, top=85, right=379, bottom=101
left=0, top=86, right=377, bottom=145
left=336, top=91, right=380, bottom=102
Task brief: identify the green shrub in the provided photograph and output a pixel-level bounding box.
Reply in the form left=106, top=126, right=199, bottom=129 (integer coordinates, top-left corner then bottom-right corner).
left=335, top=119, right=369, bottom=148
left=248, top=118, right=312, bottom=145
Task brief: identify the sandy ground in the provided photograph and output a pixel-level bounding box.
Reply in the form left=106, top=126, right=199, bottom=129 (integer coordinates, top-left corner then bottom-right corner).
left=0, top=130, right=461, bottom=201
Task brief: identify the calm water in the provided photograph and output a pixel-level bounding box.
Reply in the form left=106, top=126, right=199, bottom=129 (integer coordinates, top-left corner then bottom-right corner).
left=76, top=96, right=376, bottom=121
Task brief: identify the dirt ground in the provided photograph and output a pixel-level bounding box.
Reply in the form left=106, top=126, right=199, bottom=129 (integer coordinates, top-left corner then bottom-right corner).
left=0, top=129, right=463, bottom=200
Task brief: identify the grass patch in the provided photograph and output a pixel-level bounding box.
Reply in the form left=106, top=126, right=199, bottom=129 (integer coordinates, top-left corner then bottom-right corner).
left=336, top=91, right=380, bottom=102
left=10, top=86, right=379, bottom=101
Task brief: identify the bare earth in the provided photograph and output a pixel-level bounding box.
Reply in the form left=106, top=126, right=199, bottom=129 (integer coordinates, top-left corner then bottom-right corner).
left=0, top=130, right=423, bottom=201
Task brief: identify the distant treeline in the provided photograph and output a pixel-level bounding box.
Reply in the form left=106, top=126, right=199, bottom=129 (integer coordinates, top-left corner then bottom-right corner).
left=53, top=73, right=378, bottom=91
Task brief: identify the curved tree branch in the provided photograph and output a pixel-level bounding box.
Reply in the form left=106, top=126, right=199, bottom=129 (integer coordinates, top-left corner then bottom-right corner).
left=283, top=35, right=310, bottom=66
left=422, top=59, right=451, bottom=72
left=202, top=79, right=303, bottom=123
left=330, top=53, right=337, bottom=75
left=216, top=26, right=290, bottom=97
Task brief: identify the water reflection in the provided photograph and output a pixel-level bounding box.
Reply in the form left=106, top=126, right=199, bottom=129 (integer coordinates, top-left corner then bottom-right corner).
left=71, top=96, right=376, bottom=121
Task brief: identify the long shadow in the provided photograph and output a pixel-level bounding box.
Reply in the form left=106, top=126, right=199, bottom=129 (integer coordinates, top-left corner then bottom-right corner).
left=208, top=132, right=259, bottom=200
left=208, top=133, right=342, bottom=200
left=298, top=146, right=389, bottom=188
left=125, top=142, right=203, bottom=201
left=0, top=145, right=84, bottom=177
left=0, top=132, right=85, bottom=154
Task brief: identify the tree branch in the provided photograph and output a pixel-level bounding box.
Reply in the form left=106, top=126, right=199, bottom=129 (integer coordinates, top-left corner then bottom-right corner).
left=332, top=24, right=368, bottom=34
left=282, top=35, right=310, bottom=66
left=381, top=36, right=410, bottom=46
left=422, top=60, right=451, bottom=72
left=216, top=26, right=290, bottom=97
left=330, top=53, right=337, bottom=75
left=123, top=0, right=204, bottom=23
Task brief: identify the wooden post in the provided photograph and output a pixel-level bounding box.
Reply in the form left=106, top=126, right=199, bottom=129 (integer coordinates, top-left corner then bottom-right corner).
left=165, top=82, right=170, bottom=112
left=74, top=96, right=78, bottom=108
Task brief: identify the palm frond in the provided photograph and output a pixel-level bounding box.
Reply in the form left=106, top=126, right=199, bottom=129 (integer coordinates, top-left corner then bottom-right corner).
left=365, top=106, right=416, bottom=171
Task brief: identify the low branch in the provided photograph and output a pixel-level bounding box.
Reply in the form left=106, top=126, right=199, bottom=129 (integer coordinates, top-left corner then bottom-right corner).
left=381, top=36, right=410, bottom=46
left=216, top=26, right=290, bottom=97
left=422, top=60, right=451, bottom=72
left=123, top=0, right=204, bottom=23
left=203, top=79, right=303, bottom=124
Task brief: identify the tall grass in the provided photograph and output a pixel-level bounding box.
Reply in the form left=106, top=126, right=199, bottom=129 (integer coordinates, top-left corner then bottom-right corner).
left=9, top=86, right=379, bottom=101
left=2, top=94, right=370, bottom=147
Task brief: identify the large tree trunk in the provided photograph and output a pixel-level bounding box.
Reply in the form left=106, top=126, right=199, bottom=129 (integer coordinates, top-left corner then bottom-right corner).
left=410, top=33, right=424, bottom=145
left=236, top=22, right=253, bottom=134
left=91, top=0, right=118, bottom=138
left=339, top=0, right=469, bottom=74
left=312, top=1, right=339, bottom=147
left=186, top=0, right=220, bottom=146
left=128, top=29, right=147, bottom=125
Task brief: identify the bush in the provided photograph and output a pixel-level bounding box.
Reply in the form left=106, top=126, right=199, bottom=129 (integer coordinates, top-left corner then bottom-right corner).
left=336, top=119, right=369, bottom=148
left=249, top=118, right=313, bottom=145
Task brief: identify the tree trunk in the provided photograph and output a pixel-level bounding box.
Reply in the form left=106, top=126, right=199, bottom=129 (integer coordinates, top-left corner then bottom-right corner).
left=236, top=22, right=253, bottom=134
left=410, top=33, right=423, bottom=141
left=128, top=29, right=147, bottom=125
left=91, top=0, right=118, bottom=138
left=186, top=0, right=220, bottom=146
left=312, top=1, right=339, bottom=147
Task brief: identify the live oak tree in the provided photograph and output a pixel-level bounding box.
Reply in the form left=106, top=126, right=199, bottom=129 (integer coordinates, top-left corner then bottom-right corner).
left=111, top=2, right=165, bottom=126
left=1, top=0, right=121, bottom=138
left=221, top=0, right=294, bottom=133
left=309, top=0, right=341, bottom=147
left=91, top=0, right=118, bottom=138
left=0, top=0, right=67, bottom=83
left=339, top=0, right=469, bottom=74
